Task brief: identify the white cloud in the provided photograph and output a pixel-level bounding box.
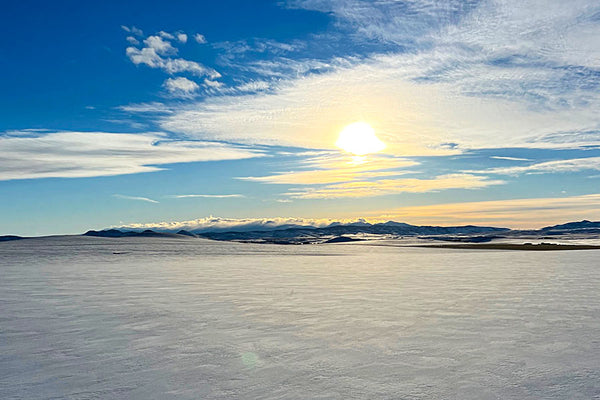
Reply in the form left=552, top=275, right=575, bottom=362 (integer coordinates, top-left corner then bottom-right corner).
left=235, top=80, right=270, bottom=92
left=203, top=79, right=223, bottom=89
left=143, top=35, right=177, bottom=55
left=113, top=1, right=600, bottom=207
left=158, top=57, right=600, bottom=154
left=293, top=0, right=600, bottom=106
left=289, top=0, right=600, bottom=74
left=238, top=57, right=339, bottom=79
left=158, top=31, right=175, bottom=40
left=163, top=77, right=200, bottom=98
left=120, top=216, right=360, bottom=231
left=166, top=59, right=219, bottom=78
left=211, top=38, right=305, bottom=66
left=435, top=0, right=600, bottom=70
left=485, top=157, right=600, bottom=175
left=0, top=131, right=262, bottom=181
left=240, top=153, right=418, bottom=185
left=490, top=156, right=531, bottom=161
left=126, top=46, right=163, bottom=67
left=121, top=25, right=143, bottom=37
left=126, top=31, right=220, bottom=79
left=284, top=174, right=504, bottom=199
left=177, top=33, right=188, bottom=43
left=194, top=33, right=207, bottom=44
left=126, top=46, right=220, bottom=77
left=126, top=36, right=139, bottom=45
left=237, top=152, right=499, bottom=200
left=113, top=194, right=159, bottom=203
left=118, top=102, right=173, bottom=114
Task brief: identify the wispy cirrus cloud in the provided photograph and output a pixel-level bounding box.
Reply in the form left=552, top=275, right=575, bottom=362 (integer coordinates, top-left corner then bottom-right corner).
left=240, top=154, right=418, bottom=185
left=113, top=1, right=600, bottom=205
left=484, top=157, right=600, bottom=176
left=284, top=173, right=504, bottom=199
left=118, top=102, right=174, bottom=114
left=157, top=53, right=600, bottom=155
left=286, top=0, right=480, bottom=46
left=168, top=194, right=245, bottom=199
left=113, top=194, right=159, bottom=203
left=0, top=131, right=262, bottom=181
left=212, top=38, right=306, bottom=68
left=490, top=156, right=531, bottom=162
left=141, top=0, right=600, bottom=156
left=121, top=25, right=143, bottom=37
left=234, top=80, right=271, bottom=93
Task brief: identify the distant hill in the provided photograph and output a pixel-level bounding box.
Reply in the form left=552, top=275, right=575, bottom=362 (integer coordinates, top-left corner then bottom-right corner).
left=323, top=236, right=365, bottom=243
left=541, top=220, right=600, bottom=231
left=0, top=235, right=23, bottom=242
left=193, top=222, right=510, bottom=241
left=176, top=230, right=197, bottom=237
left=79, top=221, right=511, bottom=243
left=529, top=220, right=600, bottom=236
left=83, top=229, right=187, bottom=239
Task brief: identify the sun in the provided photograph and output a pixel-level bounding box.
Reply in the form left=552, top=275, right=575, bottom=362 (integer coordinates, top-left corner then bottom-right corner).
left=335, top=122, right=386, bottom=155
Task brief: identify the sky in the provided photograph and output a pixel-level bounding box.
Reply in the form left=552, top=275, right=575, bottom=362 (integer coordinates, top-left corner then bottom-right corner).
left=2, top=0, right=600, bottom=235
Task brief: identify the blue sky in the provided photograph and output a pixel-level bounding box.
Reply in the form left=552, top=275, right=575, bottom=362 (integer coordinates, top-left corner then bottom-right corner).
left=2, top=0, right=600, bottom=235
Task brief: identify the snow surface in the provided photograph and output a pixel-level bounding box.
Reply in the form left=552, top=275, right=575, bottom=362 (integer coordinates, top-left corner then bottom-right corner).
left=1, top=236, right=599, bottom=399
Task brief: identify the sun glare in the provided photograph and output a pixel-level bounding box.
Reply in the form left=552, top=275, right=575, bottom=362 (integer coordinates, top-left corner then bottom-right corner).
left=335, top=122, right=386, bottom=155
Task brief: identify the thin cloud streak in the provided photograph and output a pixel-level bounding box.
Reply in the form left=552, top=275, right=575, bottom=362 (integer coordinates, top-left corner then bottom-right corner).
left=490, top=156, right=531, bottom=161
left=168, top=194, right=245, bottom=198
left=240, top=154, right=418, bottom=185
left=0, top=131, right=262, bottom=180
left=484, top=157, right=600, bottom=176
left=113, top=194, right=159, bottom=203
left=285, top=174, right=504, bottom=199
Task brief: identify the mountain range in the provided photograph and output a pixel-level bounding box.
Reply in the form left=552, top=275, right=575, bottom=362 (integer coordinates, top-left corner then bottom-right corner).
left=81, top=220, right=600, bottom=244
left=2, top=220, right=599, bottom=244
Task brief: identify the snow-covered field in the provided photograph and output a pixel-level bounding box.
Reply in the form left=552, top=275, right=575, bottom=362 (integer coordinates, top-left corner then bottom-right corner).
left=1, top=236, right=599, bottom=399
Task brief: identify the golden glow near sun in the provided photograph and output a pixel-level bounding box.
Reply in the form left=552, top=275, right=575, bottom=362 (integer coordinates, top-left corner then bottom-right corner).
left=335, top=122, right=386, bottom=155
